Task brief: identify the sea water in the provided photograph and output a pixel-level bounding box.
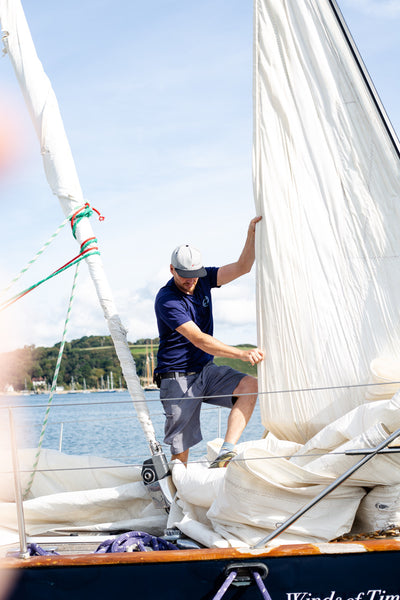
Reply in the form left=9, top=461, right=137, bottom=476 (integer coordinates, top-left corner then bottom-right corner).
left=0, top=390, right=265, bottom=465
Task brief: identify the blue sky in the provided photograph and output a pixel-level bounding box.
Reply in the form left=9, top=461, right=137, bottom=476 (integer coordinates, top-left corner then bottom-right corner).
left=0, top=0, right=399, bottom=353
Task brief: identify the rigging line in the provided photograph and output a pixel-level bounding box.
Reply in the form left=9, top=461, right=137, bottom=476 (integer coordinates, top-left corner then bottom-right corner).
left=256, top=380, right=400, bottom=397
left=0, top=216, right=70, bottom=299
left=0, top=242, right=99, bottom=312
left=131, top=379, right=400, bottom=405
left=30, top=412, right=167, bottom=426
left=0, top=201, right=90, bottom=301
left=21, top=405, right=218, bottom=427
left=3, top=376, right=399, bottom=411
left=6, top=444, right=399, bottom=476
left=328, top=0, right=400, bottom=159
left=23, top=263, right=80, bottom=499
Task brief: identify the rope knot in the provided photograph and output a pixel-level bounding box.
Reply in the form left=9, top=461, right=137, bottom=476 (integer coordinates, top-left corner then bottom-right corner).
left=70, top=203, right=105, bottom=238
left=80, top=237, right=98, bottom=253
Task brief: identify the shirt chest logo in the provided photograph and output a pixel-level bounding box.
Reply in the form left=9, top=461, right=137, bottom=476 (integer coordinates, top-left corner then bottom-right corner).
left=202, top=295, right=210, bottom=308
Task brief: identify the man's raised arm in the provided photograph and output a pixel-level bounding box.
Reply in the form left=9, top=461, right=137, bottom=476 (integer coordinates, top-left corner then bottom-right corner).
left=217, top=216, right=262, bottom=286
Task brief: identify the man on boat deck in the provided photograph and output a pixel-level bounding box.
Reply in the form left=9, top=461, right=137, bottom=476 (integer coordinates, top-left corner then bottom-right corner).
left=153, top=216, right=264, bottom=468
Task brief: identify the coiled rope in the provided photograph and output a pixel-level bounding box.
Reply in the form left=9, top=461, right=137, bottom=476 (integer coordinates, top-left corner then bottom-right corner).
left=28, top=543, right=60, bottom=557
left=27, top=531, right=177, bottom=556
left=94, top=531, right=178, bottom=553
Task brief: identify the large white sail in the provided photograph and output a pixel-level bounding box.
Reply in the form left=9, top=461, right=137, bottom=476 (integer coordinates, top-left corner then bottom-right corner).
left=253, top=0, right=400, bottom=442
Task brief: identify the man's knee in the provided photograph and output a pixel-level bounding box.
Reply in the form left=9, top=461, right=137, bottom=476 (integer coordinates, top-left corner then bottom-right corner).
left=233, top=375, right=258, bottom=403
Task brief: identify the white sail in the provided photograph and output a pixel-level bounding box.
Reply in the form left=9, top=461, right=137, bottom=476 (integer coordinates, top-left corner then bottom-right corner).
left=253, top=0, right=400, bottom=442
left=2, top=0, right=400, bottom=549
left=0, top=0, right=159, bottom=452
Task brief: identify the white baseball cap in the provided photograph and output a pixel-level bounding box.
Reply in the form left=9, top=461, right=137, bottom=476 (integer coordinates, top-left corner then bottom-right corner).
left=171, top=244, right=207, bottom=278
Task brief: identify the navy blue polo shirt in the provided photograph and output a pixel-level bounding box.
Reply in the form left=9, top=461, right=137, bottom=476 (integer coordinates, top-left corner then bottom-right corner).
left=154, top=267, right=219, bottom=373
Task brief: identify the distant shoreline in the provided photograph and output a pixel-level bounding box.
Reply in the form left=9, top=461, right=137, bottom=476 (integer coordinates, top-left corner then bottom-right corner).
left=2, top=387, right=160, bottom=396
left=3, top=388, right=127, bottom=396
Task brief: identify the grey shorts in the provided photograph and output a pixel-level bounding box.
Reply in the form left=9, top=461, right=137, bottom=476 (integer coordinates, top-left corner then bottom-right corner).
left=160, top=361, right=247, bottom=455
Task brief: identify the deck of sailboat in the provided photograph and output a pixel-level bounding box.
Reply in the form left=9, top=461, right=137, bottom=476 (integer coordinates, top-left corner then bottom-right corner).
left=2, top=535, right=400, bottom=567
left=2, top=535, right=400, bottom=600
left=2, top=511, right=400, bottom=563
left=3, top=391, right=400, bottom=563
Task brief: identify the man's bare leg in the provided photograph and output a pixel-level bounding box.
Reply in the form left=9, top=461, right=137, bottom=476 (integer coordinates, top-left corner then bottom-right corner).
left=174, top=377, right=257, bottom=468
left=171, top=449, right=189, bottom=464
left=224, top=375, right=258, bottom=444
left=209, top=375, right=258, bottom=468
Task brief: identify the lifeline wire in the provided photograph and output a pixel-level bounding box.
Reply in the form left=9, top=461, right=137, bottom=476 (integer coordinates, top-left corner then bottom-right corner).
left=23, top=263, right=80, bottom=498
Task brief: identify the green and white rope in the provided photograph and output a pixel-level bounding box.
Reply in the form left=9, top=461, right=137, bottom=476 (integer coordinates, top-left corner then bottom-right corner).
left=23, top=262, right=80, bottom=499
left=0, top=241, right=99, bottom=312
left=0, top=217, right=69, bottom=299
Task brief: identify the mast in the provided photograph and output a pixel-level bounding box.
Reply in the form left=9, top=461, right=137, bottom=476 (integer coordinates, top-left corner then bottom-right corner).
left=0, top=0, right=162, bottom=456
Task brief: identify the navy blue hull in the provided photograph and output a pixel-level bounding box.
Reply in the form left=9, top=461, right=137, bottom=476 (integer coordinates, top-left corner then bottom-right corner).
left=3, top=545, right=400, bottom=600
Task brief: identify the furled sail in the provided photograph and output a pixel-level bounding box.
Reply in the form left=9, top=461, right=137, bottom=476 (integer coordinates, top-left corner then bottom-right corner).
left=0, top=0, right=160, bottom=453
left=253, top=0, right=400, bottom=442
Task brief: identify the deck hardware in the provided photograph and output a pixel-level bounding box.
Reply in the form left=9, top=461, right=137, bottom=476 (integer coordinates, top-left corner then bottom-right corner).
left=213, top=563, right=271, bottom=600
left=141, top=452, right=173, bottom=511
left=224, top=562, right=268, bottom=587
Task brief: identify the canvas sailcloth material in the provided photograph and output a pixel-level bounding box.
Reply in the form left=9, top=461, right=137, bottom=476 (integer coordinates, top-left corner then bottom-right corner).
left=253, top=0, right=400, bottom=443
left=354, top=484, right=400, bottom=533
left=167, top=395, right=400, bottom=547
left=0, top=448, right=167, bottom=547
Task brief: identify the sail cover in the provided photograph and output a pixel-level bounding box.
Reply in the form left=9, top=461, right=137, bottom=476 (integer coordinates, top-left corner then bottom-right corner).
left=253, top=0, right=400, bottom=442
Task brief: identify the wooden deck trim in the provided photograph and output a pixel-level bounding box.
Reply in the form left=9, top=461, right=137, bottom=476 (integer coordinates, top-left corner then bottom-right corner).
left=1, top=538, right=400, bottom=570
